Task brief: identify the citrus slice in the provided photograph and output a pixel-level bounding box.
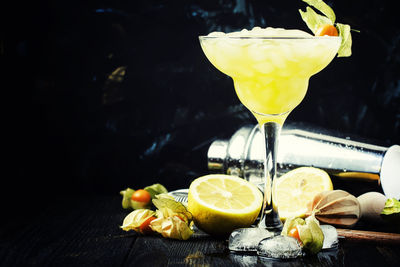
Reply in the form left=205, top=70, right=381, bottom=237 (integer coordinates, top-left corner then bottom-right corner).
left=274, top=167, right=333, bottom=221
left=188, top=174, right=263, bottom=236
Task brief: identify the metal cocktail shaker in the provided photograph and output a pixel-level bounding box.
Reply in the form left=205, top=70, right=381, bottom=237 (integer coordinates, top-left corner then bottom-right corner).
left=207, top=123, right=400, bottom=199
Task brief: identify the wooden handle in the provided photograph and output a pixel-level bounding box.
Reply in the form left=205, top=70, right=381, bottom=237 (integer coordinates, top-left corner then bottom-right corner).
left=336, top=229, right=400, bottom=245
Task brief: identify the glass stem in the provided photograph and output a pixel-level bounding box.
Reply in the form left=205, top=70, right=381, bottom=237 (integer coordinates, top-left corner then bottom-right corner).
left=258, top=121, right=283, bottom=229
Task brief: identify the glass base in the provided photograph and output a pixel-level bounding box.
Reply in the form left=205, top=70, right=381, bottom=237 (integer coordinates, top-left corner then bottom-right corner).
left=264, top=221, right=283, bottom=231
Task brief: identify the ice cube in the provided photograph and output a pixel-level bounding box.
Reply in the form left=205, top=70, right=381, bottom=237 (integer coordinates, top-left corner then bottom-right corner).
left=257, top=235, right=303, bottom=259
left=321, top=224, right=339, bottom=249
left=269, top=52, right=286, bottom=70
left=229, top=227, right=274, bottom=252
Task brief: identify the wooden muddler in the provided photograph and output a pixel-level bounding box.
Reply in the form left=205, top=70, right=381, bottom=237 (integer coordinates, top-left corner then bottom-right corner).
left=336, top=229, right=400, bottom=245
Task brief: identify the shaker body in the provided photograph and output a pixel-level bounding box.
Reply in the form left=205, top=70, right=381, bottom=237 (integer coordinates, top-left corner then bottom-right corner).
left=207, top=123, right=399, bottom=198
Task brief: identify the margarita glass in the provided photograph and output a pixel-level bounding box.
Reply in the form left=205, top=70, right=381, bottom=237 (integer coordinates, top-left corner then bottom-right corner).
left=199, top=27, right=341, bottom=229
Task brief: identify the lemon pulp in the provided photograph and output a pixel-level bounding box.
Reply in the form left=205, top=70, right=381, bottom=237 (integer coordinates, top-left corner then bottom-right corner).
left=274, top=167, right=333, bottom=221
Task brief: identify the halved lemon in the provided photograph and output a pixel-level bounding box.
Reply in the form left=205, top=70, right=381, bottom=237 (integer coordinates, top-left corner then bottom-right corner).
left=274, top=167, right=333, bottom=221
left=188, top=174, right=263, bottom=236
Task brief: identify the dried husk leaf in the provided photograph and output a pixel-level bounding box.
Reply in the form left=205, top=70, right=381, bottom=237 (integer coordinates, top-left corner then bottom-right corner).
left=121, top=209, right=156, bottom=232
left=304, top=215, right=324, bottom=254
left=307, top=190, right=361, bottom=227
left=297, top=224, right=313, bottom=247
left=149, top=197, right=194, bottom=240
left=144, top=183, right=168, bottom=198
left=301, top=0, right=336, bottom=23
left=282, top=215, right=324, bottom=254
left=281, top=217, right=305, bottom=236
left=150, top=214, right=193, bottom=240
left=120, top=188, right=135, bottom=209
left=152, top=198, right=193, bottom=223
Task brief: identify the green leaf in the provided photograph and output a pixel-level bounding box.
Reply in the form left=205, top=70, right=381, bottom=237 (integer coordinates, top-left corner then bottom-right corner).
left=381, top=198, right=400, bottom=227
left=336, top=23, right=352, bottom=57
left=381, top=198, right=400, bottom=215
left=299, top=7, right=332, bottom=34
left=302, top=0, right=336, bottom=23
left=144, top=183, right=168, bottom=198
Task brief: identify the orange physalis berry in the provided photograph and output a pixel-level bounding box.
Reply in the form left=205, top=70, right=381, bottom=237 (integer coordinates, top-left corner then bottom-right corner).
left=315, top=24, right=339, bottom=36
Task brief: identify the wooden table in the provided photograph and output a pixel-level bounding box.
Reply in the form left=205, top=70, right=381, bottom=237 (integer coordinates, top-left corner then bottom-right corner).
left=1, top=196, right=399, bottom=266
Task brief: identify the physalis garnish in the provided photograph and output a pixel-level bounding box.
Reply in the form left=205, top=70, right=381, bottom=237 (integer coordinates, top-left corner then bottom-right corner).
left=299, top=0, right=354, bottom=57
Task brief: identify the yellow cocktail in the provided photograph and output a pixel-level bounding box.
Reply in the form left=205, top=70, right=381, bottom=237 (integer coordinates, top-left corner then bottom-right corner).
left=199, top=27, right=341, bottom=228
left=200, top=27, right=341, bottom=125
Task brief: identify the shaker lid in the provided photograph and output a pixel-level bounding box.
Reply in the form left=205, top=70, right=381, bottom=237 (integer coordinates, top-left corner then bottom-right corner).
left=380, top=145, right=400, bottom=199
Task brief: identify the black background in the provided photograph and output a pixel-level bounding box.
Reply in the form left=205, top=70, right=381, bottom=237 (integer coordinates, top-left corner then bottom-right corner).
left=3, top=0, right=399, bottom=215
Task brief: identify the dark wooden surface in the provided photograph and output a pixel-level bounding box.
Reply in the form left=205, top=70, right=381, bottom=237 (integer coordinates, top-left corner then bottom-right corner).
left=1, top=196, right=399, bottom=267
